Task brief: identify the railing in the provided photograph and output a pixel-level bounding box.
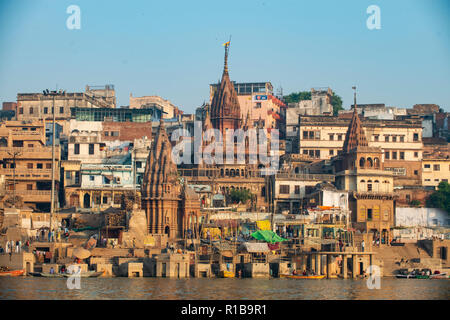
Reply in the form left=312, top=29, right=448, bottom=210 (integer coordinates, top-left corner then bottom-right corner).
left=275, top=173, right=335, bottom=181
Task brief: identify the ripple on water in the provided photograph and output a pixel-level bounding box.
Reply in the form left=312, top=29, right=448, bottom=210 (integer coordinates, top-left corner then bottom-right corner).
left=0, top=278, right=449, bottom=300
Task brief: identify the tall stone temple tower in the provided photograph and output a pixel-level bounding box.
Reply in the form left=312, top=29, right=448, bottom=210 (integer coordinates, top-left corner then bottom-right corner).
left=333, top=89, right=394, bottom=245
left=210, top=42, right=242, bottom=136
left=141, top=120, right=200, bottom=240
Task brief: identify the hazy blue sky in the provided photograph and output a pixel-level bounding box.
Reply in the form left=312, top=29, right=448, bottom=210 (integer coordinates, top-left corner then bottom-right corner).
left=0, top=0, right=449, bottom=113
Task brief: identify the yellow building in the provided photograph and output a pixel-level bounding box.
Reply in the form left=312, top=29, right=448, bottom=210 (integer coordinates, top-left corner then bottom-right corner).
left=422, top=157, right=450, bottom=188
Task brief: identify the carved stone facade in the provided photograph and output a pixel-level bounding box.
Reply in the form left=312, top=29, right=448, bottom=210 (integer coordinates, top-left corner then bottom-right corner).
left=141, top=120, right=201, bottom=240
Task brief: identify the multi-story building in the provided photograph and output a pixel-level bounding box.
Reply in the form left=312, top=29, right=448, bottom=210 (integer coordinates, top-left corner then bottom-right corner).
left=422, top=156, right=450, bottom=188
left=0, top=120, right=60, bottom=211
left=129, top=94, right=179, bottom=119
left=16, top=85, right=116, bottom=121
left=267, top=172, right=335, bottom=214
left=296, top=115, right=424, bottom=186
left=332, top=107, right=395, bottom=245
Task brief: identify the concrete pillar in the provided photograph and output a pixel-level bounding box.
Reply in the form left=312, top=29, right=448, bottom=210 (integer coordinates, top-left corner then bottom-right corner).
left=326, top=255, right=331, bottom=279
left=342, top=255, right=348, bottom=279
left=316, top=254, right=321, bottom=275
left=352, top=255, right=357, bottom=279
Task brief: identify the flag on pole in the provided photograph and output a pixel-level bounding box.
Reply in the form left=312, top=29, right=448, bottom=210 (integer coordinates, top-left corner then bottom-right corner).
left=223, top=41, right=230, bottom=46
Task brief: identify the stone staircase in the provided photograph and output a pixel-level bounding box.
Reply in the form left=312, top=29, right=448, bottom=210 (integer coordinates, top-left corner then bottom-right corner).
left=373, top=243, right=433, bottom=275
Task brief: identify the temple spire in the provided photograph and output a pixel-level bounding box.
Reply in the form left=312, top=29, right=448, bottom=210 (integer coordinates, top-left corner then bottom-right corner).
left=342, top=86, right=368, bottom=153
left=223, top=40, right=230, bottom=74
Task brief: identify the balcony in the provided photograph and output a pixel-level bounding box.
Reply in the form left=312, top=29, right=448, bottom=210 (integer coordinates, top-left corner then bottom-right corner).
left=275, top=173, right=335, bottom=181
left=13, top=190, right=56, bottom=202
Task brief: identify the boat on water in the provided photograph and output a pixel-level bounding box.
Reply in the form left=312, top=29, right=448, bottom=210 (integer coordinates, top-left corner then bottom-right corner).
left=31, top=271, right=104, bottom=278
left=280, top=274, right=326, bottom=279
left=219, top=270, right=235, bottom=278
left=430, top=273, right=448, bottom=279
left=0, top=269, right=25, bottom=277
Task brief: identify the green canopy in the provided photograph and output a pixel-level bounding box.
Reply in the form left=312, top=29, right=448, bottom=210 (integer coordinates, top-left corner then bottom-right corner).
left=251, top=230, right=287, bottom=244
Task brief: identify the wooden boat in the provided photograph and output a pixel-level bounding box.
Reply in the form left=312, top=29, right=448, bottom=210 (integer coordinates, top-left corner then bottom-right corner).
left=0, top=269, right=24, bottom=277
left=62, top=271, right=104, bottom=278
left=219, top=270, right=235, bottom=278
left=280, top=274, right=326, bottom=279
left=395, top=274, right=416, bottom=279
left=430, top=273, right=448, bottom=279
left=40, top=273, right=65, bottom=278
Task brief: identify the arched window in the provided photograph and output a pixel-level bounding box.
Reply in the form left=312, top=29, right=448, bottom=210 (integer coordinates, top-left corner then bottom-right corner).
left=367, top=157, right=373, bottom=167
left=225, top=169, right=229, bottom=176
left=374, top=157, right=380, bottom=168
left=359, top=157, right=366, bottom=168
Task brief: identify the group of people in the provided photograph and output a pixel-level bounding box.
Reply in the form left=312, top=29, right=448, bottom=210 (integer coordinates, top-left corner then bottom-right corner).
left=1, top=240, right=23, bottom=254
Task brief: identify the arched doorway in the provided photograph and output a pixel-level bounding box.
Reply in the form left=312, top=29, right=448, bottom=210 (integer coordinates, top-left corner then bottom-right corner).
left=164, top=226, right=170, bottom=236
left=83, top=193, right=91, bottom=208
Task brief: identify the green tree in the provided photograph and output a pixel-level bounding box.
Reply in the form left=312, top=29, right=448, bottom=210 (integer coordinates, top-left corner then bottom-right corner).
left=284, top=90, right=343, bottom=116
left=229, top=189, right=252, bottom=204
left=426, top=181, right=450, bottom=213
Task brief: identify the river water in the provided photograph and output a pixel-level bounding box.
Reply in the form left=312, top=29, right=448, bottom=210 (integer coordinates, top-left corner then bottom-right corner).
left=0, top=278, right=449, bottom=300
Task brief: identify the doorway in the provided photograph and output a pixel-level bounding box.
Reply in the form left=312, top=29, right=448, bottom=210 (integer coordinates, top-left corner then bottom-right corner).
left=83, top=193, right=91, bottom=208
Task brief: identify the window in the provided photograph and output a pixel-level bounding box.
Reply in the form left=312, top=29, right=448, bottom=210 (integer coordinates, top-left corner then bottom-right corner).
left=414, top=170, right=418, bottom=175
left=46, top=163, right=51, bottom=169
left=400, top=152, right=405, bottom=160
left=400, top=136, right=405, bottom=142
left=385, top=151, right=390, bottom=160
left=44, top=107, right=48, bottom=114
left=329, top=149, right=334, bottom=156
left=329, top=134, right=334, bottom=141
left=433, top=164, right=440, bottom=171
left=111, top=131, right=119, bottom=137
left=414, top=152, right=418, bottom=158
left=27, top=163, right=33, bottom=169
left=90, top=176, right=95, bottom=181
left=89, top=144, right=95, bottom=155
left=367, top=183, right=373, bottom=192
left=303, top=150, right=308, bottom=155
left=74, top=144, right=80, bottom=154
left=28, top=144, right=34, bottom=148
left=392, top=136, right=397, bottom=142
left=367, top=208, right=373, bottom=220
left=19, top=108, right=23, bottom=114
left=66, top=172, right=71, bottom=179
left=295, top=186, right=300, bottom=194
left=136, top=161, right=142, bottom=168
left=392, top=151, right=397, bottom=160
left=29, top=107, right=34, bottom=114
left=255, top=102, right=262, bottom=108
left=385, top=135, right=389, bottom=142
left=303, top=131, right=308, bottom=139
left=374, top=135, right=379, bottom=142
left=424, top=164, right=430, bottom=169
left=314, top=150, right=320, bottom=158
left=27, top=184, right=33, bottom=190
left=60, top=107, right=64, bottom=114
left=105, top=132, right=109, bottom=136
left=309, top=150, right=314, bottom=157
left=338, top=135, right=342, bottom=141
left=279, top=185, right=290, bottom=194
left=413, top=133, right=419, bottom=141
left=37, top=163, right=43, bottom=169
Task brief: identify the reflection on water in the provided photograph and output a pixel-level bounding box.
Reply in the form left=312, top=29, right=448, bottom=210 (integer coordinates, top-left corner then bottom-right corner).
left=0, top=278, right=449, bottom=300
